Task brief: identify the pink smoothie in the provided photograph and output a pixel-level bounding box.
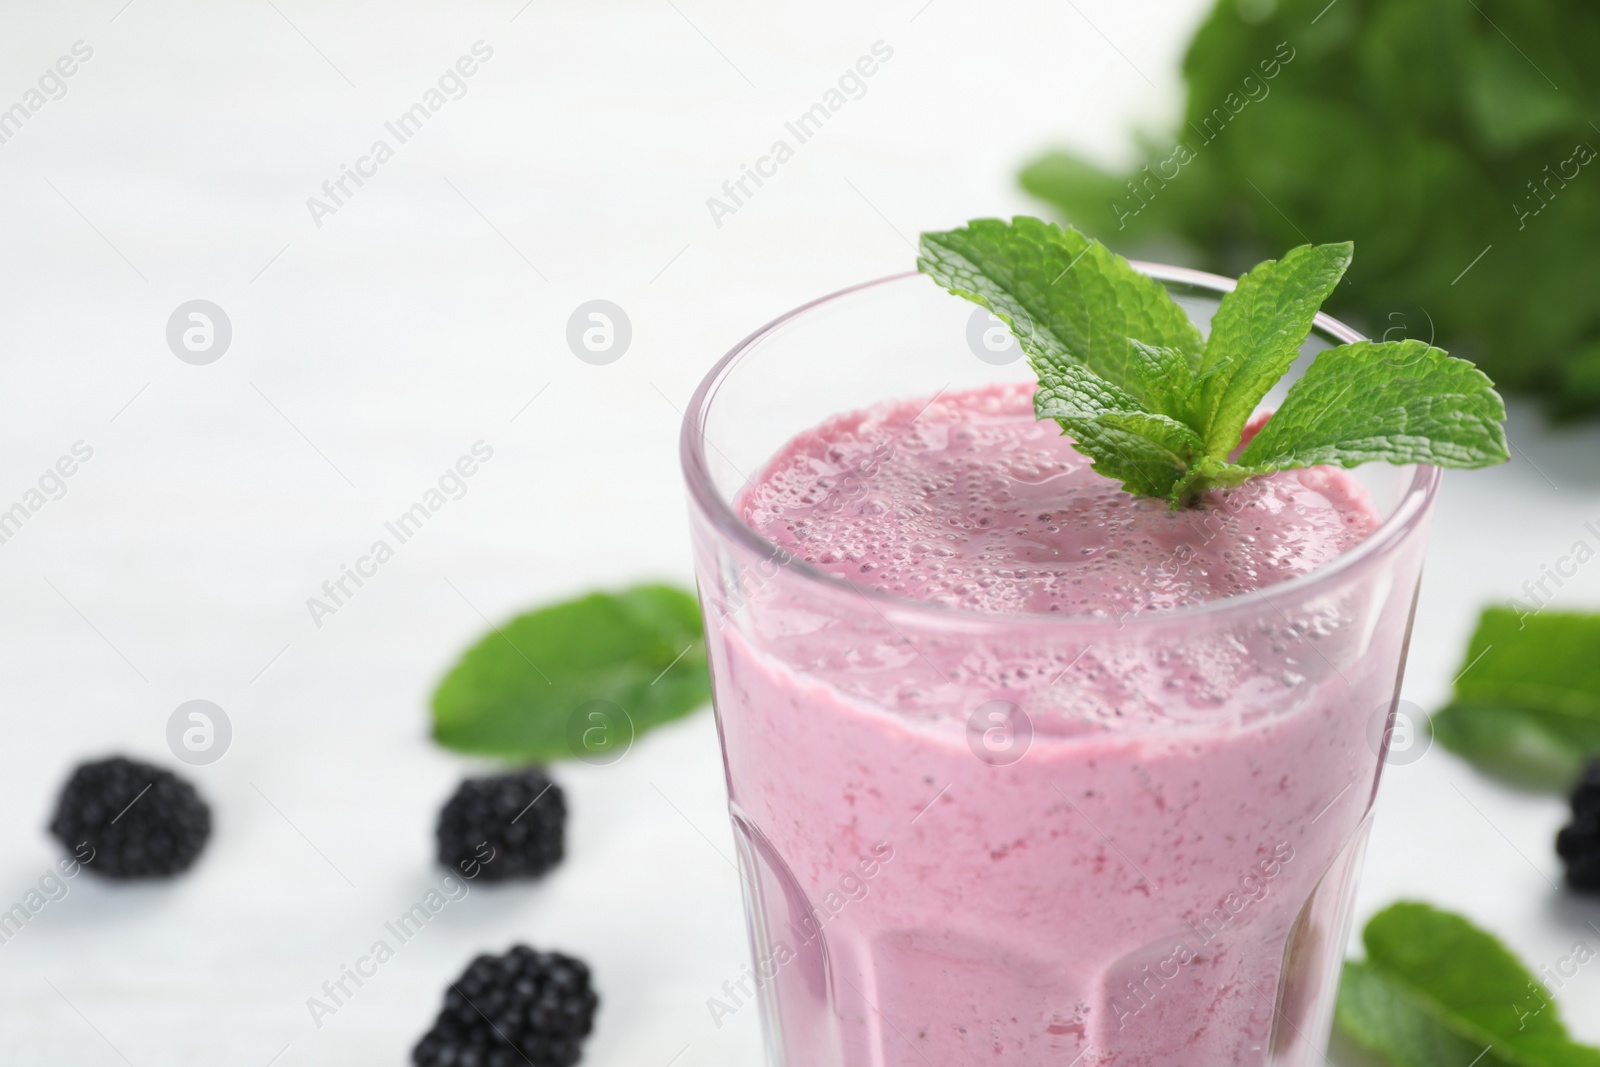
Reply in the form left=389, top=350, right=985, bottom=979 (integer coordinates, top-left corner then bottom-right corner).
left=700, top=384, right=1422, bottom=1067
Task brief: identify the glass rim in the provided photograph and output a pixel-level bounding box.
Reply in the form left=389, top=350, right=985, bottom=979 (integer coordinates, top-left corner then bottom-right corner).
left=680, top=264, right=1442, bottom=631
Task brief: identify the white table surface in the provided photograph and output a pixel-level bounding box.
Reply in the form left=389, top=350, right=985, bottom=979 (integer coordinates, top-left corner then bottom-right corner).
left=0, top=1, right=1595, bottom=1063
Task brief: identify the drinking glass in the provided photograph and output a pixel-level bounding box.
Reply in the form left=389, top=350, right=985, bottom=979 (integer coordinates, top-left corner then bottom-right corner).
left=680, top=267, right=1437, bottom=1066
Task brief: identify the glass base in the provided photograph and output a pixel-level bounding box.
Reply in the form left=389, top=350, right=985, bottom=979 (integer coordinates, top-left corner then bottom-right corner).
left=730, top=805, right=1373, bottom=1067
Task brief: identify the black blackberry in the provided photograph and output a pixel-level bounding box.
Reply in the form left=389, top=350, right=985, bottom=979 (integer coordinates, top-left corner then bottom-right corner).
left=48, top=756, right=211, bottom=879
left=412, top=945, right=599, bottom=1067
left=1557, top=759, right=1600, bottom=891
left=436, top=768, right=565, bottom=882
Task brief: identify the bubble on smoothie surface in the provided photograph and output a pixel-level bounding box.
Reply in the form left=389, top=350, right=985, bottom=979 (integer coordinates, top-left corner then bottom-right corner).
left=740, top=383, right=1381, bottom=618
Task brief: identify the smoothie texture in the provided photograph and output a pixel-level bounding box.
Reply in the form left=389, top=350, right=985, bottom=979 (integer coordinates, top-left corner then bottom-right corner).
left=741, top=383, right=1378, bottom=617
left=696, top=384, right=1426, bottom=1066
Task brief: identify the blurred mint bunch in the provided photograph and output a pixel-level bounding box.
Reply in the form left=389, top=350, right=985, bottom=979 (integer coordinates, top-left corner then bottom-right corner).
left=1021, top=0, right=1600, bottom=417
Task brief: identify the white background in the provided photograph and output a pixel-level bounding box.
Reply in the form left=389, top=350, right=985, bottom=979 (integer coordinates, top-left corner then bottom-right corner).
left=0, top=1, right=1594, bottom=1063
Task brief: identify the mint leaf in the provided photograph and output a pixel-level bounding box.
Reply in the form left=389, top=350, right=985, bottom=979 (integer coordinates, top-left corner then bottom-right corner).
left=1337, top=902, right=1600, bottom=1066
left=1237, top=340, right=1509, bottom=470
left=1076, top=412, right=1206, bottom=499
left=917, top=216, right=1203, bottom=402
left=917, top=219, right=1509, bottom=506
left=431, top=584, right=710, bottom=761
left=1029, top=335, right=1213, bottom=499
left=1432, top=609, right=1600, bottom=791
left=1198, top=241, right=1353, bottom=455
left=1128, top=340, right=1201, bottom=424
left=1430, top=703, right=1591, bottom=791
left=1031, top=356, right=1146, bottom=422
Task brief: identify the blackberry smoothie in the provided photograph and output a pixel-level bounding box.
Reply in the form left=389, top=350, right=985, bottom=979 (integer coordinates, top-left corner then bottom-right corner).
left=685, top=280, right=1437, bottom=1067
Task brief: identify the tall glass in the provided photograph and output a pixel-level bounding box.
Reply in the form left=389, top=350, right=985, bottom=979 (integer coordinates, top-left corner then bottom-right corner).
left=680, top=268, right=1437, bottom=1066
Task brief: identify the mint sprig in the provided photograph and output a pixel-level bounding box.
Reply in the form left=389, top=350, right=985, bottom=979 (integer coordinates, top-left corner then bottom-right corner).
left=431, top=584, right=710, bottom=761
left=1432, top=608, right=1600, bottom=790
left=917, top=218, right=1510, bottom=506
left=1337, top=902, right=1600, bottom=1066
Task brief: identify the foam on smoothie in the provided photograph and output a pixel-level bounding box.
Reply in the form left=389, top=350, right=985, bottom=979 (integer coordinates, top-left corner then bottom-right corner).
left=741, top=382, right=1380, bottom=617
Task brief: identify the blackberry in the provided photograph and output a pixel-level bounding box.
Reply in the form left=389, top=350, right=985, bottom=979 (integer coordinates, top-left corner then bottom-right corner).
left=49, top=756, right=211, bottom=879
left=1557, top=759, right=1600, bottom=891
left=436, top=768, right=565, bottom=882
left=412, top=945, right=599, bottom=1067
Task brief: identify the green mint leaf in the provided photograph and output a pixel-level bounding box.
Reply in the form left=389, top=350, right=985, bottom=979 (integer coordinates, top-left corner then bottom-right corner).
left=1069, top=411, right=1205, bottom=500
left=1031, top=356, right=1146, bottom=421
left=1336, top=902, right=1600, bottom=1067
left=917, top=216, right=1203, bottom=403
left=1430, top=702, right=1592, bottom=791
left=1432, top=608, right=1600, bottom=791
left=917, top=218, right=1508, bottom=506
left=1198, top=241, right=1353, bottom=454
left=431, top=584, right=710, bottom=761
left=1237, top=339, right=1509, bottom=471
left=1032, top=353, right=1201, bottom=500
left=1128, top=340, right=1200, bottom=424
